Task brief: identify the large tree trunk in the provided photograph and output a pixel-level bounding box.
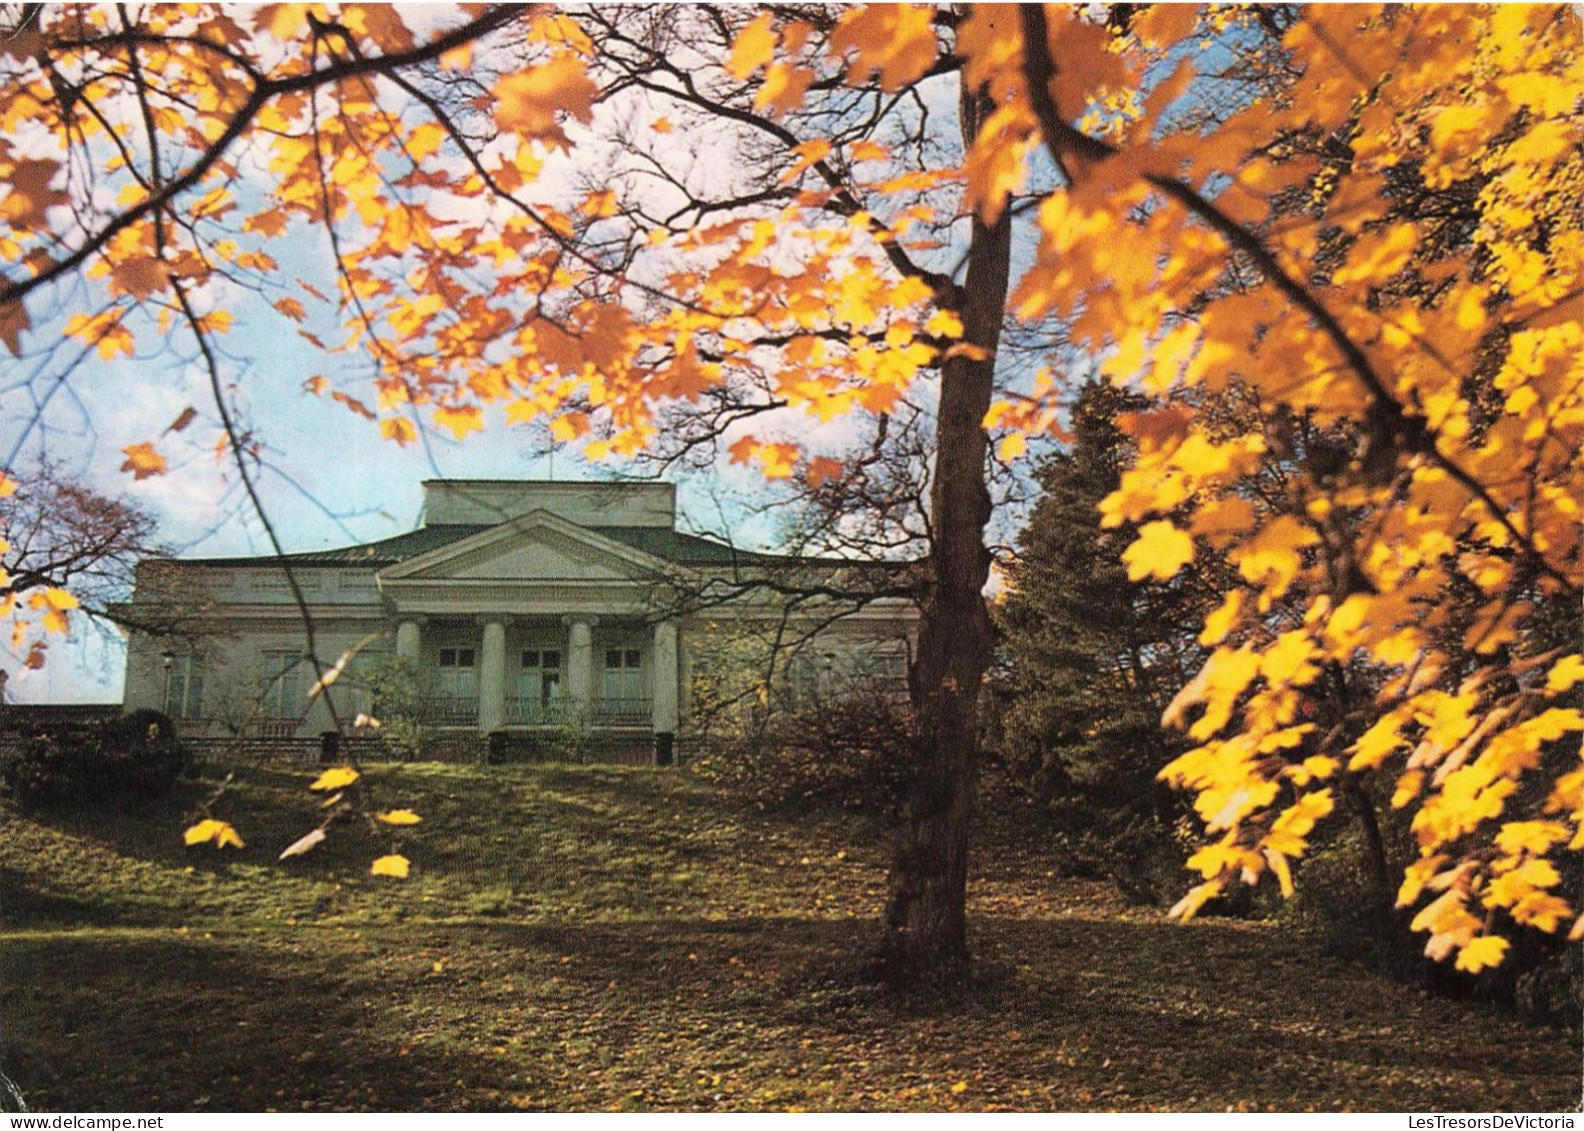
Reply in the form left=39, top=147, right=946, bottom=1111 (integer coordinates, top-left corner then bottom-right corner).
left=881, top=75, right=1013, bottom=990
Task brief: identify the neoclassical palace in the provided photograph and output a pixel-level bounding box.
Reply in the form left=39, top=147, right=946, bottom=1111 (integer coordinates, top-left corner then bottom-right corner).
left=121, top=480, right=915, bottom=760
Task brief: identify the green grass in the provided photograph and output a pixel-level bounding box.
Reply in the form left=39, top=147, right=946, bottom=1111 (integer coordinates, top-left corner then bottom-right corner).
left=1, top=761, right=1577, bottom=1112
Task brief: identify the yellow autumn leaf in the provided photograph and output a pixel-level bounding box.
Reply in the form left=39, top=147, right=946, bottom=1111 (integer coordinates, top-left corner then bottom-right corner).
left=184, top=819, right=223, bottom=847
left=371, top=854, right=411, bottom=878
left=376, top=809, right=423, bottom=826
left=1454, top=935, right=1509, bottom=974
left=1199, top=590, right=1243, bottom=647
left=1544, top=654, right=1584, bottom=694
left=215, top=823, right=245, bottom=849
left=726, top=12, right=777, bottom=79
left=433, top=404, right=484, bottom=441
left=184, top=819, right=245, bottom=849
left=41, top=588, right=78, bottom=611
left=493, top=56, right=596, bottom=146
left=1167, top=879, right=1223, bottom=922
left=380, top=417, right=417, bottom=446
left=120, top=442, right=167, bottom=480
left=309, top=766, right=360, bottom=792
left=1122, top=520, right=1195, bottom=583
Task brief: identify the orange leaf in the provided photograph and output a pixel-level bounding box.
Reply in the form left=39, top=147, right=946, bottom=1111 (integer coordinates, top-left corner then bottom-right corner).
left=806, top=457, right=844, bottom=488
left=109, top=256, right=170, bottom=301
left=493, top=56, right=596, bottom=148
left=830, top=5, right=940, bottom=91
left=120, top=443, right=168, bottom=480
left=727, top=12, right=777, bottom=79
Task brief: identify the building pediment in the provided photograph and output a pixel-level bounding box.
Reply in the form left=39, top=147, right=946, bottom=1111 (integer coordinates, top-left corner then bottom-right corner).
left=377, top=510, right=673, bottom=585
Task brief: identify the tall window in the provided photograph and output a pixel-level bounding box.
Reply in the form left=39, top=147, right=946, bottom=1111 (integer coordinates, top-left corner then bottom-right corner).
left=437, top=647, right=476, bottom=700
left=603, top=648, right=641, bottom=702
left=520, top=650, right=562, bottom=703
left=162, top=654, right=203, bottom=718
left=259, top=651, right=301, bottom=719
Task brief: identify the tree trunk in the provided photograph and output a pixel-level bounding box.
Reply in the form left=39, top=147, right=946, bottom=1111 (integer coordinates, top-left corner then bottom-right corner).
left=880, top=74, right=1013, bottom=990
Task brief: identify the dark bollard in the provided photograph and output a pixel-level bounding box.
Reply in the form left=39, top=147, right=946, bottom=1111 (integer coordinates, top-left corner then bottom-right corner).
left=319, top=730, right=339, bottom=764
left=654, top=731, right=674, bottom=767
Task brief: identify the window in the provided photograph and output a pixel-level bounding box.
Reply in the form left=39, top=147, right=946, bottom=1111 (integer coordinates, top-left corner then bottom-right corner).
left=162, top=654, right=203, bottom=718
left=520, top=650, right=562, bottom=702
left=602, top=648, right=641, bottom=702
left=437, top=647, right=476, bottom=700
left=259, top=651, right=302, bottom=719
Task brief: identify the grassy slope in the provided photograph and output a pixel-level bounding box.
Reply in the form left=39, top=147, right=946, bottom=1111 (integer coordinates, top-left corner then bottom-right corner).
left=0, top=761, right=1577, bottom=1112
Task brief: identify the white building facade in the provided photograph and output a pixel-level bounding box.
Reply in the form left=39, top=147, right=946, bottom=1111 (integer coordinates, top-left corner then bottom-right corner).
left=121, top=480, right=915, bottom=762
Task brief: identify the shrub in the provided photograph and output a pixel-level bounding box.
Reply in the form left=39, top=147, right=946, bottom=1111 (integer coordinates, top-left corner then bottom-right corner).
left=693, top=687, right=914, bottom=814
left=1281, top=821, right=1583, bottom=1033
left=361, top=654, right=423, bottom=760
left=2, top=709, right=188, bottom=806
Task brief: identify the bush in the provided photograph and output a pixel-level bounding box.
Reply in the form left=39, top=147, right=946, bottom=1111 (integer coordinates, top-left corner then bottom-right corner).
left=693, top=688, right=914, bottom=814
left=2, top=709, right=188, bottom=806
left=361, top=654, right=423, bottom=761
left=1279, top=819, right=1581, bottom=1033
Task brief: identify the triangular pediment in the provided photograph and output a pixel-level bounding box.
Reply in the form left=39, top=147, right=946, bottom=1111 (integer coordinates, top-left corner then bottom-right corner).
left=377, top=510, right=671, bottom=584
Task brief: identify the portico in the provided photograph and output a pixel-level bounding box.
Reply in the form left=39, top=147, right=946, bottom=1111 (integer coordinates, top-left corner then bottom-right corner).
left=377, top=502, right=687, bottom=743
left=388, top=610, right=680, bottom=735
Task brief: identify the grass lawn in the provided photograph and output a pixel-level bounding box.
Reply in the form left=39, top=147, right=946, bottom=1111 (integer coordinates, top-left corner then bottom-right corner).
left=1, top=760, right=1577, bottom=1112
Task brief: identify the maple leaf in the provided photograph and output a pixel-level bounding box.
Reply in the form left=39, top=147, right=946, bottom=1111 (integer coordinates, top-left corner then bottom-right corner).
left=726, top=12, right=777, bottom=79
left=1122, top=521, right=1195, bottom=583
left=755, top=62, right=815, bottom=118
left=493, top=56, right=596, bottom=149
left=309, top=766, right=360, bottom=792
left=371, top=854, right=411, bottom=878
left=1454, top=935, right=1509, bottom=974
left=381, top=417, right=417, bottom=446
left=0, top=158, right=68, bottom=228
left=433, top=404, right=484, bottom=441
left=109, top=256, right=170, bottom=302
left=376, top=809, right=422, bottom=826
left=805, top=457, right=844, bottom=488
left=829, top=4, right=940, bottom=92
left=120, top=443, right=167, bottom=480
left=184, top=819, right=245, bottom=850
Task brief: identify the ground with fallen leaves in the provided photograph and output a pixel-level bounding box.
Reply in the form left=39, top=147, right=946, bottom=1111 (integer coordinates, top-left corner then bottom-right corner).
left=1, top=761, right=1577, bottom=1111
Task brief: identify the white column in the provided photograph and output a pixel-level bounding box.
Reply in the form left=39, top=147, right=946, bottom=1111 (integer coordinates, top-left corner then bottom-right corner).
left=478, top=617, right=507, bottom=732
left=566, top=616, right=595, bottom=721
left=652, top=621, right=678, bottom=734
left=395, top=618, right=422, bottom=664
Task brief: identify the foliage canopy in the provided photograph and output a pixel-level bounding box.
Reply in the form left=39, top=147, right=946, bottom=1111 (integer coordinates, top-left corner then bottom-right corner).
left=0, top=3, right=1579, bottom=972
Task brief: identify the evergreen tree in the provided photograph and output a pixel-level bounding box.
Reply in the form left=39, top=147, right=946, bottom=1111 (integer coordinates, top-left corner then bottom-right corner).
left=994, top=382, right=1208, bottom=815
